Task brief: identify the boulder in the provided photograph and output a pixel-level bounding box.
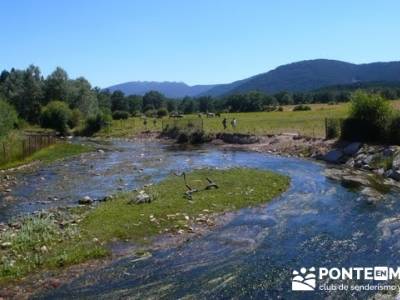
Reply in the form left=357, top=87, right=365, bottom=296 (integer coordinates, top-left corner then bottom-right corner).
left=132, top=191, right=151, bottom=204
left=392, top=153, right=400, bottom=170
left=341, top=175, right=371, bottom=189
left=385, top=169, right=400, bottom=181
left=343, top=142, right=362, bottom=156
left=321, top=149, right=345, bottom=164
left=360, top=187, right=384, bottom=204
left=79, top=196, right=93, bottom=205
left=1, top=242, right=12, bottom=249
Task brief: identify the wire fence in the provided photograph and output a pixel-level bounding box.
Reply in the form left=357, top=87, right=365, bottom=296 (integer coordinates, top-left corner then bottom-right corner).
left=0, top=132, right=57, bottom=166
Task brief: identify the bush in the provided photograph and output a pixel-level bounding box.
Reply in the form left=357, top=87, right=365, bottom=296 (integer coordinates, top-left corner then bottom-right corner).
left=145, top=110, right=156, bottom=118
left=277, top=106, right=284, bottom=112
left=112, top=110, right=130, bottom=120
left=325, top=118, right=341, bottom=139
left=0, top=100, right=18, bottom=137
left=292, top=104, right=311, bottom=111
left=83, top=113, right=112, bottom=136
left=388, top=114, right=400, bottom=145
left=68, top=109, right=82, bottom=129
left=40, top=101, right=72, bottom=135
left=349, top=91, right=392, bottom=128
left=341, top=91, right=393, bottom=142
left=157, top=108, right=168, bottom=118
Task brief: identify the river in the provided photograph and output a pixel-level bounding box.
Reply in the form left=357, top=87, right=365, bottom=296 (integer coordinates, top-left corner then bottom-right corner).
left=2, top=139, right=399, bottom=299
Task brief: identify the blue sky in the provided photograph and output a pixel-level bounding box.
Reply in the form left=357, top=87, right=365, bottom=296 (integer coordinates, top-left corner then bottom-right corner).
left=1, top=0, right=399, bottom=88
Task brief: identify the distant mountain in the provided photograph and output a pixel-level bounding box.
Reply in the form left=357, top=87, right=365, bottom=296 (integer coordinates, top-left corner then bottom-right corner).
left=107, top=59, right=400, bottom=98
left=105, top=81, right=217, bottom=98
left=203, top=59, right=400, bottom=96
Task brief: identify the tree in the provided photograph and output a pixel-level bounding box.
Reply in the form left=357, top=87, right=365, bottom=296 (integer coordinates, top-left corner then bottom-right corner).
left=142, top=91, right=165, bottom=111
left=166, top=100, right=177, bottom=112
left=44, top=67, right=69, bottom=103
left=126, top=95, right=143, bottom=113
left=68, top=77, right=99, bottom=117
left=95, top=88, right=112, bottom=112
left=111, top=90, right=127, bottom=112
left=0, top=99, right=18, bottom=137
left=198, top=96, right=214, bottom=112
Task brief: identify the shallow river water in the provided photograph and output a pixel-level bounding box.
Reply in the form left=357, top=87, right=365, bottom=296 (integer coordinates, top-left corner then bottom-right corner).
left=2, top=139, right=400, bottom=299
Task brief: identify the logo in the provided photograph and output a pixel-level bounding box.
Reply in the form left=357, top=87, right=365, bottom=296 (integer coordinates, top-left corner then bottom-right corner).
left=292, top=267, right=316, bottom=291
left=291, top=266, right=400, bottom=292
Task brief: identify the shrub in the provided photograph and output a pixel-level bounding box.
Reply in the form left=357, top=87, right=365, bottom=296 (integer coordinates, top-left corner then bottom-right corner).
left=112, top=110, right=130, bottom=120
left=341, top=91, right=392, bottom=142
left=157, top=108, right=168, bottom=118
left=277, top=106, right=284, bottom=112
left=0, top=99, right=18, bottom=137
left=349, top=91, right=392, bottom=128
left=83, top=113, right=112, bottom=136
left=325, top=118, right=342, bottom=139
left=68, top=109, right=83, bottom=129
left=40, top=101, right=72, bottom=135
left=145, top=110, right=156, bottom=118
left=292, top=104, right=311, bottom=111
left=388, top=114, right=400, bottom=145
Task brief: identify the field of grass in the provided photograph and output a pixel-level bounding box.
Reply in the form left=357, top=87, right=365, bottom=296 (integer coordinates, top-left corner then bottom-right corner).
left=0, top=168, right=289, bottom=282
left=97, top=102, right=350, bottom=138
left=96, top=100, right=400, bottom=139
left=0, top=142, right=92, bottom=170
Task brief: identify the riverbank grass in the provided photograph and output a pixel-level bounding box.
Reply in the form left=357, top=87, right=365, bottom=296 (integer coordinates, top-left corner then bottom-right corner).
left=0, top=142, right=92, bottom=170
left=0, top=211, right=107, bottom=283
left=82, top=168, right=290, bottom=242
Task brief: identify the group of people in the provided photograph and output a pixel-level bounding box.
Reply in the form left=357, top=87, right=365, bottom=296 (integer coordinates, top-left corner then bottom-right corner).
left=222, top=118, right=237, bottom=130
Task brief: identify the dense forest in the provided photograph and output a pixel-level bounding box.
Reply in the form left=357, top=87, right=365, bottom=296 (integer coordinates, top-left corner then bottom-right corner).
left=1, top=65, right=400, bottom=137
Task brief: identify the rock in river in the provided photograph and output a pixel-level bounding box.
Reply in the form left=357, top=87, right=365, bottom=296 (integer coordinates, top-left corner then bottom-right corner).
left=321, top=150, right=345, bottom=164
left=343, top=142, right=362, bottom=156
left=79, top=196, right=93, bottom=205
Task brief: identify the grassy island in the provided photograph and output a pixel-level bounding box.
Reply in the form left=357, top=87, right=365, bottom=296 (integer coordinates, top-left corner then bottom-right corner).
left=0, top=168, right=289, bottom=282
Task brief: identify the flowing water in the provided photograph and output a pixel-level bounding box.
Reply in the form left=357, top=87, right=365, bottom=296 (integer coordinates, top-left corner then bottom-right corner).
left=2, top=139, right=400, bottom=299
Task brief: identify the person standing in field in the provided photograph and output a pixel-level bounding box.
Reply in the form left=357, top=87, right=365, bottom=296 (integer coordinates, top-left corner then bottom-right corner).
left=231, top=118, right=237, bottom=129
left=222, top=118, right=227, bottom=130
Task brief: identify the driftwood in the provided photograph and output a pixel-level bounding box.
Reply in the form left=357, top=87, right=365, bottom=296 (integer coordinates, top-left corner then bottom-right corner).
left=175, top=172, right=219, bottom=200
left=205, top=177, right=218, bottom=190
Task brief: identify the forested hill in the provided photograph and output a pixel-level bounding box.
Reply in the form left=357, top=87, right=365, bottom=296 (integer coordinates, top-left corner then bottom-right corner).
left=203, top=59, right=400, bottom=96
left=107, top=59, right=400, bottom=98
left=106, top=81, right=216, bottom=98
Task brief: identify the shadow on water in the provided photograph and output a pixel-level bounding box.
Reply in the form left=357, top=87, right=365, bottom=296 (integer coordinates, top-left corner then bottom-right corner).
left=3, top=139, right=400, bottom=299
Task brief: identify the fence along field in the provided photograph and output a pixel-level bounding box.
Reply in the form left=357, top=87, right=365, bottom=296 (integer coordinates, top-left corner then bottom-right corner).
left=0, top=132, right=57, bottom=166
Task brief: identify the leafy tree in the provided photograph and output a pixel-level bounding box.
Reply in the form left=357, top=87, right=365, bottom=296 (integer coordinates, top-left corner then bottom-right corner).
left=0, top=99, right=18, bottom=137
left=126, top=95, right=142, bottom=113
left=44, top=67, right=69, bottom=103
left=166, top=100, right=177, bottom=112
left=143, top=91, right=165, bottom=111
left=68, top=77, right=99, bottom=116
left=95, top=88, right=112, bottom=112
left=111, top=90, right=127, bottom=112
left=198, top=96, right=214, bottom=112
